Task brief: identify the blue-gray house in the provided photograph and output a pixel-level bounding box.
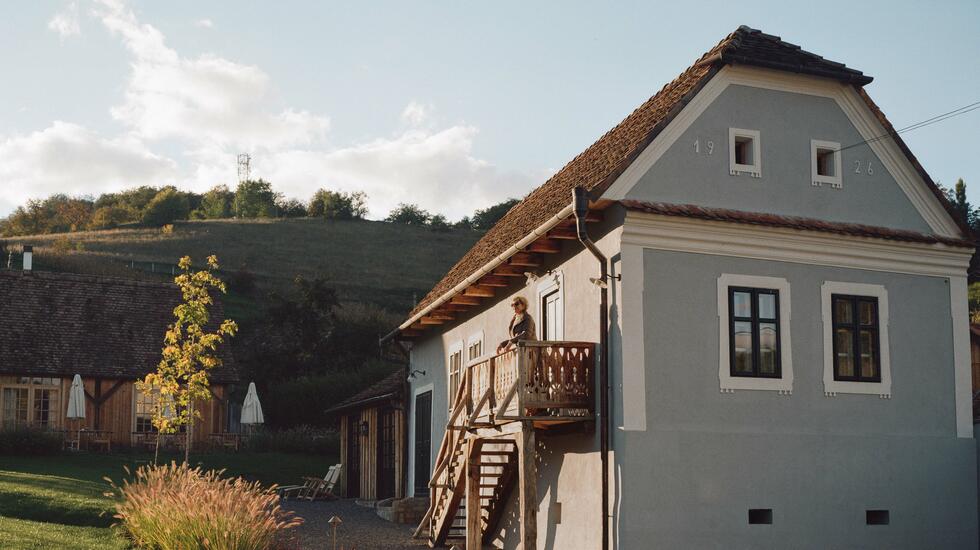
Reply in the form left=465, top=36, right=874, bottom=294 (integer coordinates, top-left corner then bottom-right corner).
left=384, top=26, right=978, bottom=549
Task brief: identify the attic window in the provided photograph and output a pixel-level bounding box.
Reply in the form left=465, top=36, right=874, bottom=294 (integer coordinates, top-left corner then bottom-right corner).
left=729, top=128, right=761, bottom=178
left=866, top=510, right=889, bottom=525
left=748, top=508, right=772, bottom=525
left=811, top=140, right=842, bottom=189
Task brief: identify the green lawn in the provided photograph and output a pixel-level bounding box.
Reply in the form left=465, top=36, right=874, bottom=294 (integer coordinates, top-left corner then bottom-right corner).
left=0, top=451, right=333, bottom=550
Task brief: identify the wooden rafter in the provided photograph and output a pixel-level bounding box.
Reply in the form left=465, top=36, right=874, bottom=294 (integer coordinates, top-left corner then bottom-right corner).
left=451, top=295, right=482, bottom=306
left=478, top=275, right=510, bottom=287
left=527, top=238, right=561, bottom=254
left=492, top=265, right=526, bottom=277
left=508, top=253, right=541, bottom=267
left=547, top=227, right=578, bottom=240
left=463, top=285, right=495, bottom=298
left=420, top=317, right=446, bottom=325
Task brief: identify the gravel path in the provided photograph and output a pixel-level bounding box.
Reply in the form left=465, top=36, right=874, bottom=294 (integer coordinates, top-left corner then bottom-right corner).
left=283, top=499, right=429, bottom=550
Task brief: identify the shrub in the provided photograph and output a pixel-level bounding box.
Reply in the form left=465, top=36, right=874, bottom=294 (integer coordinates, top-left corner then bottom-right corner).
left=0, top=426, right=63, bottom=455
left=245, top=425, right=338, bottom=456
left=108, top=462, right=301, bottom=550
left=141, top=188, right=191, bottom=227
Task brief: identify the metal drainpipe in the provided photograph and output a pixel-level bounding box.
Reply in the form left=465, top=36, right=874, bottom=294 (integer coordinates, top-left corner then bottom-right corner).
left=573, top=186, right=610, bottom=550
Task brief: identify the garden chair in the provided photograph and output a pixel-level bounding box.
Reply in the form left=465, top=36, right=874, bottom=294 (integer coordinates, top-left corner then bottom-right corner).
left=300, top=463, right=342, bottom=501
left=279, top=464, right=339, bottom=500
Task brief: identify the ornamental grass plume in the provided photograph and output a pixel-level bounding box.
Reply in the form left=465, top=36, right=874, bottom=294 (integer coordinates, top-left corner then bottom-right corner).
left=105, top=462, right=302, bottom=550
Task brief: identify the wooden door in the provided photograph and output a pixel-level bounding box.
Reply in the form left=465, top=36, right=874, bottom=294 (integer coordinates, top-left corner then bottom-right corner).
left=377, top=407, right=396, bottom=500
left=542, top=288, right=562, bottom=340
left=413, top=391, right=432, bottom=497
left=347, top=415, right=361, bottom=498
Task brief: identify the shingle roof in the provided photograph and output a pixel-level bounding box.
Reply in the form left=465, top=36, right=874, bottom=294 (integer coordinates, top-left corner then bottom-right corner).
left=0, top=270, right=238, bottom=382
left=325, top=370, right=404, bottom=415
left=404, top=25, right=966, bottom=325
left=621, top=200, right=975, bottom=248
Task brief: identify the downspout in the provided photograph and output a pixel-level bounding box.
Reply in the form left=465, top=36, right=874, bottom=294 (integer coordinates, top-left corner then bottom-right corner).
left=573, top=187, right=610, bottom=550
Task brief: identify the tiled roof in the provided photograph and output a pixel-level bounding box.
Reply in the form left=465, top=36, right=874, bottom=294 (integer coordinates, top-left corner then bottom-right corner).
left=325, top=370, right=404, bottom=414
left=0, top=270, right=238, bottom=382
left=621, top=200, right=975, bottom=248
left=404, top=25, right=966, bottom=324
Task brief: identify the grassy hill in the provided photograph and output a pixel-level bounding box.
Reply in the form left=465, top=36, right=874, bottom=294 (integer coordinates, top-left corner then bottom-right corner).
left=8, top=217, right=480, bottom=315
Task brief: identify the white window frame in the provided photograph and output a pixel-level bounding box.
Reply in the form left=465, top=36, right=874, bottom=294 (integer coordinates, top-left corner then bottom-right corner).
left=717, top=274, right=793, bottom=393
left=729, top=128, right=762, bottom=178
left=811, top=139, right=843, bottom=189
left=447, top=340, right=464, bottom=410
left=466, top=331, right=485, bottom=366
left=0, top=377, right=62, bottom=429
left=821, top=281, right=891, bottom=397
left=535, top=271, right=565, bottom=340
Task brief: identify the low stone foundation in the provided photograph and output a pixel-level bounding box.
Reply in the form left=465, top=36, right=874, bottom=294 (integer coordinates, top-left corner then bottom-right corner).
left=383, top=496, right=429, bottom=524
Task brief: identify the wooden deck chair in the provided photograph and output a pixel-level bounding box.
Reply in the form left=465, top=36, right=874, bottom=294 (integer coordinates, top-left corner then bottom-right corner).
left=278, top=464, right=337, bottom=500
left=300, top=463, right=342, bottom=501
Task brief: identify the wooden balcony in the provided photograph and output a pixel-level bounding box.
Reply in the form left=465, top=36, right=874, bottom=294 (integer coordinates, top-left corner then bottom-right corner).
left=466, top=340, right=596, bottom=428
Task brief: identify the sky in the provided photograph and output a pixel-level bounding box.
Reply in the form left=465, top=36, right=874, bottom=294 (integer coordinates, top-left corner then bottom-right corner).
left=1, top=0, right=978, bottom=221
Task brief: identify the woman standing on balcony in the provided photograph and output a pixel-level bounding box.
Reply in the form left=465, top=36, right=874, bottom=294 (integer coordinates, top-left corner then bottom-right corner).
left=497, top=296, right=537, bottom=353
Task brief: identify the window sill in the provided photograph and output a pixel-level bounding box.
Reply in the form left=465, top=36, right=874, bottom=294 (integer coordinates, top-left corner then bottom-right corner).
left=823, top=380, right=891, bottom=398
left=720, top=375, right=792, bottom=394
left=811, top=176, right=842, bottom=189
left=730, top=163, right=762, bottom=178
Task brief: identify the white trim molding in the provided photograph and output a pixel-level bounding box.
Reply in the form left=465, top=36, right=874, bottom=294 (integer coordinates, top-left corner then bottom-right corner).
left=466, top=330, right=486, bottom=366
left=535, top=271, right=565, bottom=340
left=949, top=275, right=973, bottom=438
left=820, top=281, right=892, bottom=398
left=622, top=213, right=972, bottom=279
left=620, top=244, right=646, bottom=431
left=729, top=127, right=762, bottom=178
left=604, top=64, right=963, bottom=238
left=717, top=274, right=793, bottom=393
left=811, top=139, right=843, bottom=189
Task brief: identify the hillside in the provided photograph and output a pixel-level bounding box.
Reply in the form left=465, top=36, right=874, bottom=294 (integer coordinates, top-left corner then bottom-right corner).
left=7, top=217, right=480, bottom=315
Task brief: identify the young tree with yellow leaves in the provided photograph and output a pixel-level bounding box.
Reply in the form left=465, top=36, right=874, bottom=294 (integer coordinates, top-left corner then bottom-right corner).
left=137, top=255, right=238, bottom=464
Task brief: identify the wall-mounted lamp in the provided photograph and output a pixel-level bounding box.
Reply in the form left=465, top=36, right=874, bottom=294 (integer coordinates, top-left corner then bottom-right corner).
left=407, top=369, right=426, bottom=381
left=360, top=421, right=370, bottom=436
left=589, top=274, right=621, bottom=289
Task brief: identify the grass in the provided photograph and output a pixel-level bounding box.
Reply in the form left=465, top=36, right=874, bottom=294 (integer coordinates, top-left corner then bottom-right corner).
left=0, top=451, right=333, bottom=550
left=14, top=217, right=481, bottom=312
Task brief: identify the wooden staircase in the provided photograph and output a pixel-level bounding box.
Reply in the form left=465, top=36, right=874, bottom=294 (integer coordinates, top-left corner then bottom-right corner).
left=415, top=341, right=595, bottom=549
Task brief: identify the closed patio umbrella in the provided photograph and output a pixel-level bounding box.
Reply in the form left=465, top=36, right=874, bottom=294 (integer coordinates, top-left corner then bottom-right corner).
left=241, top=382, right=264, bottom=427
left=66, top=374, right=86, bottom=420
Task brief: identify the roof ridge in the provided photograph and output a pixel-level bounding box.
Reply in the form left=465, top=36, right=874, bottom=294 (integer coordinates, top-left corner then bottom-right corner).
left=0, top=268, right=177, bottom=289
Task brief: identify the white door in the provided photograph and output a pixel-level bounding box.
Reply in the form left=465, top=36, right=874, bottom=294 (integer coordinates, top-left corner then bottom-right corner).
left=542, top=289, right=562, bottom=341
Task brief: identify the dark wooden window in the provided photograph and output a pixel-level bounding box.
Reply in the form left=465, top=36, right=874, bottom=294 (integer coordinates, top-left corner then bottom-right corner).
left=831, top=294, right=881, bottom=382
left=729, top=287, right=781, bottom=378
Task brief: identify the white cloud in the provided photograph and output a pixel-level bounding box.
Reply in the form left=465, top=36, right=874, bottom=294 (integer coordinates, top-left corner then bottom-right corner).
left=95, top=0, right=329, bottom=150
left=194, top=18, right=214, bottom=29
left=0, top=121, right=176, bottom=213
left=48, top=2, right=81, bottom=40
left=401, top=101, right=433, bottom=127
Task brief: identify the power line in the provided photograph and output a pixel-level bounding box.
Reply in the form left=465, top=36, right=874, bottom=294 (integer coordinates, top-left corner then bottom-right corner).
left=837, top=100, right=980, bottom=153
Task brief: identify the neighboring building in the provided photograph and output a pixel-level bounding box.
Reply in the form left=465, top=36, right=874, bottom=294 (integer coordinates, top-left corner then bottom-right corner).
left=383, top=26, right=978, bottom=549
left=327, top=370, right=408, bottom=501
left=0, top=261, right=238, bottom=448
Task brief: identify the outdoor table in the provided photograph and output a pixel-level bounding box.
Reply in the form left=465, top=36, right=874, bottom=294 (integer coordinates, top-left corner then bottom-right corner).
left=79, top=429, right=112, bottom=453
left=208, top=432, right=243, bottom=452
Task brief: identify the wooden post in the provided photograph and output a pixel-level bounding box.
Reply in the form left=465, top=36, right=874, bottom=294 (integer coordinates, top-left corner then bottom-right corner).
left=93, top=379, right=102, bottom=430
left=466, top=438, right=482, bottom=550
left=516, top=345, right=526, bottom=417
left=517, top=423, right=537, bottom=550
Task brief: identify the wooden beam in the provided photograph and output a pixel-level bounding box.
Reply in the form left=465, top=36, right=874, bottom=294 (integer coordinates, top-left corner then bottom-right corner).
left=439, top=303, right=471, bottom=312
left=478, top=275, right=510, bottom=287
left=508, top=253, right=541, bottom=267
left=492, top=265, right=526, bottom=277
left=517, top=423, right=537, bottom=550
left=466, top=438, right=483, bottom=550
left=451, top=295, right=482, bottom=306
left=547, top=227, right=578, bottom=240
left=428, top=312, right=455, bottom=321
left=527, top=239, right=561, bottom=254
left=419, top=317, right=445, bottom=325
left=463, top=285, right=495, bottom=298
left=94, top=379, right=102, bottom=430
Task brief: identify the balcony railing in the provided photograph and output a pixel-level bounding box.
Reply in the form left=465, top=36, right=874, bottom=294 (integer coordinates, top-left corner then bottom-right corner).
left=466, top=340, right=595, bottom=424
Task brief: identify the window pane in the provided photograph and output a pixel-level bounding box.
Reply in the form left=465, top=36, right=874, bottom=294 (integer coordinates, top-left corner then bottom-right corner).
left=860, top=330, right=878, bottom=379
left=759, top=323, right=778, bottom=375
left=733, top=321, right=753, bottom=374
left=859, top=301, right=876, bottom=326
left=733, top=292, right=752, bottom=318
left=834, top=298, right=853, bottom=324
left=3, top=388, right=28, bottom=429
left=33, top=389, right=57, bottom=428
left=835, top=329, right=854, bottom=377
left=758, top=293, right=776, bottom=320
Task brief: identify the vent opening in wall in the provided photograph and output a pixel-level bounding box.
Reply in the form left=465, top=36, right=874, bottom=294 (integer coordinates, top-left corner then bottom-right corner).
left=734, top=136, right=753, bottom=165
left=816, top=147, right=837, bottom=177
left=729, top=128, right=761, bottom=177
left=866, top=510, right=889, bottom=525
left=748, top=508, right=772, bottom=525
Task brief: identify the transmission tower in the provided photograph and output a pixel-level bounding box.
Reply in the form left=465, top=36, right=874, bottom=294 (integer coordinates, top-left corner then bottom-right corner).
left=237, top=153, right=251, bottom=183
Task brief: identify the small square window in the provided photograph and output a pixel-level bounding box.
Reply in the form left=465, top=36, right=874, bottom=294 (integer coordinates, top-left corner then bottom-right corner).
left=811, top=140, right=842, bottom=188
left=729, top=128, right=761, bottom=177
left=866, top=510, right=889, bottom=525
left=748, top=508, right=772, bottom=524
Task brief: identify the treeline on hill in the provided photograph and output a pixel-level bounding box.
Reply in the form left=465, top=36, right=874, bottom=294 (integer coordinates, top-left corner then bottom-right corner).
left=0, top=179, right=520, bottom=237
